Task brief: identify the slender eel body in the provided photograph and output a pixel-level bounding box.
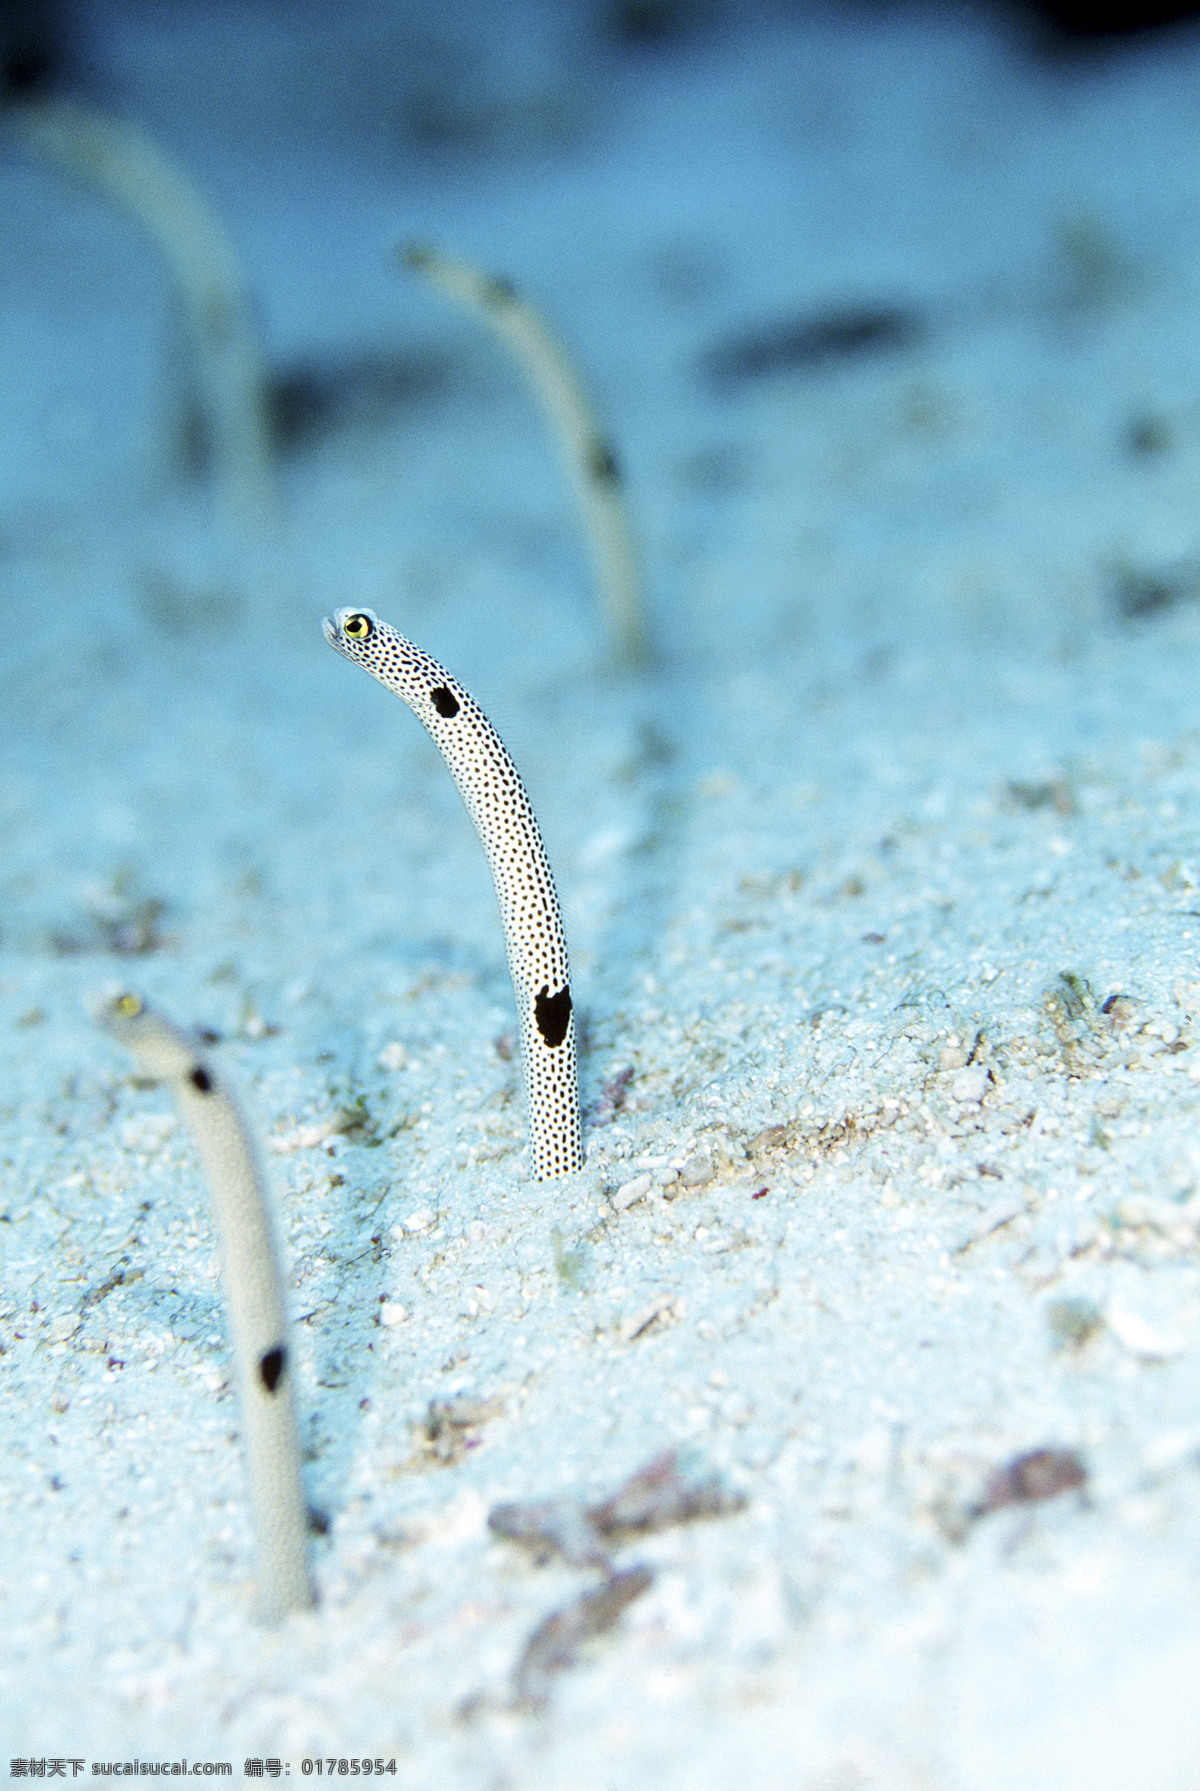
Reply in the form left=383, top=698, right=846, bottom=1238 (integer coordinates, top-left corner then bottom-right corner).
left=12, top=100, right=275, bottom=534
left=98, top=992, right=313, bottom=1622
left=323, top=607, right=584, bottom=1180
left=401, top=242, right=648, bottom=666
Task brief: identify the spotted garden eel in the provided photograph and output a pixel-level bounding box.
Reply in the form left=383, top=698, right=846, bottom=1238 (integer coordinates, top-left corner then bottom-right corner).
left=401, top=242, right=648, bottom=666
left=98, top=991, right=313, bottom=1622
left=323, top=606, right=584, bottom=1180
left=12, top=100, right=275, bottom=534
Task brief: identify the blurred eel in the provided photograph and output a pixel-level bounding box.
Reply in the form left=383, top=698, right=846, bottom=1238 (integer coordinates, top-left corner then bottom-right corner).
left=401, top=240, right=647, bottom=666
left=97, top=990, right=313, bottom=1621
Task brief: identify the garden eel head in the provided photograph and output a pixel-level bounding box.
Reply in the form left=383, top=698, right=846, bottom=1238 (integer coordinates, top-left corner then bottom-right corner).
left=94, top=987, right=150, bottom=1040
left=322, top=606, right=380, bottom=666
left=94, top=988, right=205, bottom=1083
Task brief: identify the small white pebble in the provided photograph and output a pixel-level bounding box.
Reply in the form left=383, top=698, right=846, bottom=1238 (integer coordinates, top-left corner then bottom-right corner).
left=1142, top=1427, right=1200, bottom=1473
left=379, top=1302, right=408, bottom=1328
left=427, top=1490, right=489, bottom=1548
left=377, top=1042, right=410, bottom=1072
left=951, top=1066, right=989, bottom=1104
left=399, top=1208, right=435, bottom=1235
left=613, top=1173, right=653, bottom=1211
left=270, top=1120, right=338, bottom=1153
left=1107, top=1306, right=1184, bottom=1361
left=678, top=1154, right=713, bottom=1189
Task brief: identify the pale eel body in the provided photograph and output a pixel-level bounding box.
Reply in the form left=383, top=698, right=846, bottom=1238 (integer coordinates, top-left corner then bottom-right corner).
left=98, top=992, right=313, bottom=1622
left=322, top=606, right=584, bottom=1180
left=11, top=100, right=275, bottom=534
left=401, top=242, right=648, bottom=666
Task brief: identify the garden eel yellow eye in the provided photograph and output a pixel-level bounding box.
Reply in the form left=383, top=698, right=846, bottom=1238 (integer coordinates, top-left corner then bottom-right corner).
left=113, top=992, right=143, bottom=1019
left=343, top=612, right=374, bottom=641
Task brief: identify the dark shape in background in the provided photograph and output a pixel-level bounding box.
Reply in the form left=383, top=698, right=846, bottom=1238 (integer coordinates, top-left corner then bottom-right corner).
left=14, top=0, right=1200, bottom=115
left=699, top=304, right=925, bottom=388
left=0, top=0, right=74, bottom=95
left=1019, top=0, right=1200, bottom=46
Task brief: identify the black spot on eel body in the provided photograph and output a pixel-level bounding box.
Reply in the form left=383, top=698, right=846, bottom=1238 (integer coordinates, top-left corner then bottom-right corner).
left=430, top=685, right=460, bottom=718
left=259, top=1345, right=287, bottom=1393
left=589, top=441, right=621, bottom=485
left=189, top=1065, right=213, bottom=1094
left=481, top=273, right=519, bottom=308
left=534, top=984, right=572, bottom=1049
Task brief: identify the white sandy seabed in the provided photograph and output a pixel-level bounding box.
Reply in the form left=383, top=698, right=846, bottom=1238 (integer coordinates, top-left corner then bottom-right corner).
left=5, top=4, right=1200, bottom=1785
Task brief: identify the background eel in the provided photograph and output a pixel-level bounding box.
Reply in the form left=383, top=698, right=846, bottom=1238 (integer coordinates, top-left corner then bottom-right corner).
left=97, top=991, right=314, bottom=1622
left=11, top=99, right=275, bottom=535
left=401, top=242, right=647, bottom=667
left=322, top=606, right=584, bottom=1181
